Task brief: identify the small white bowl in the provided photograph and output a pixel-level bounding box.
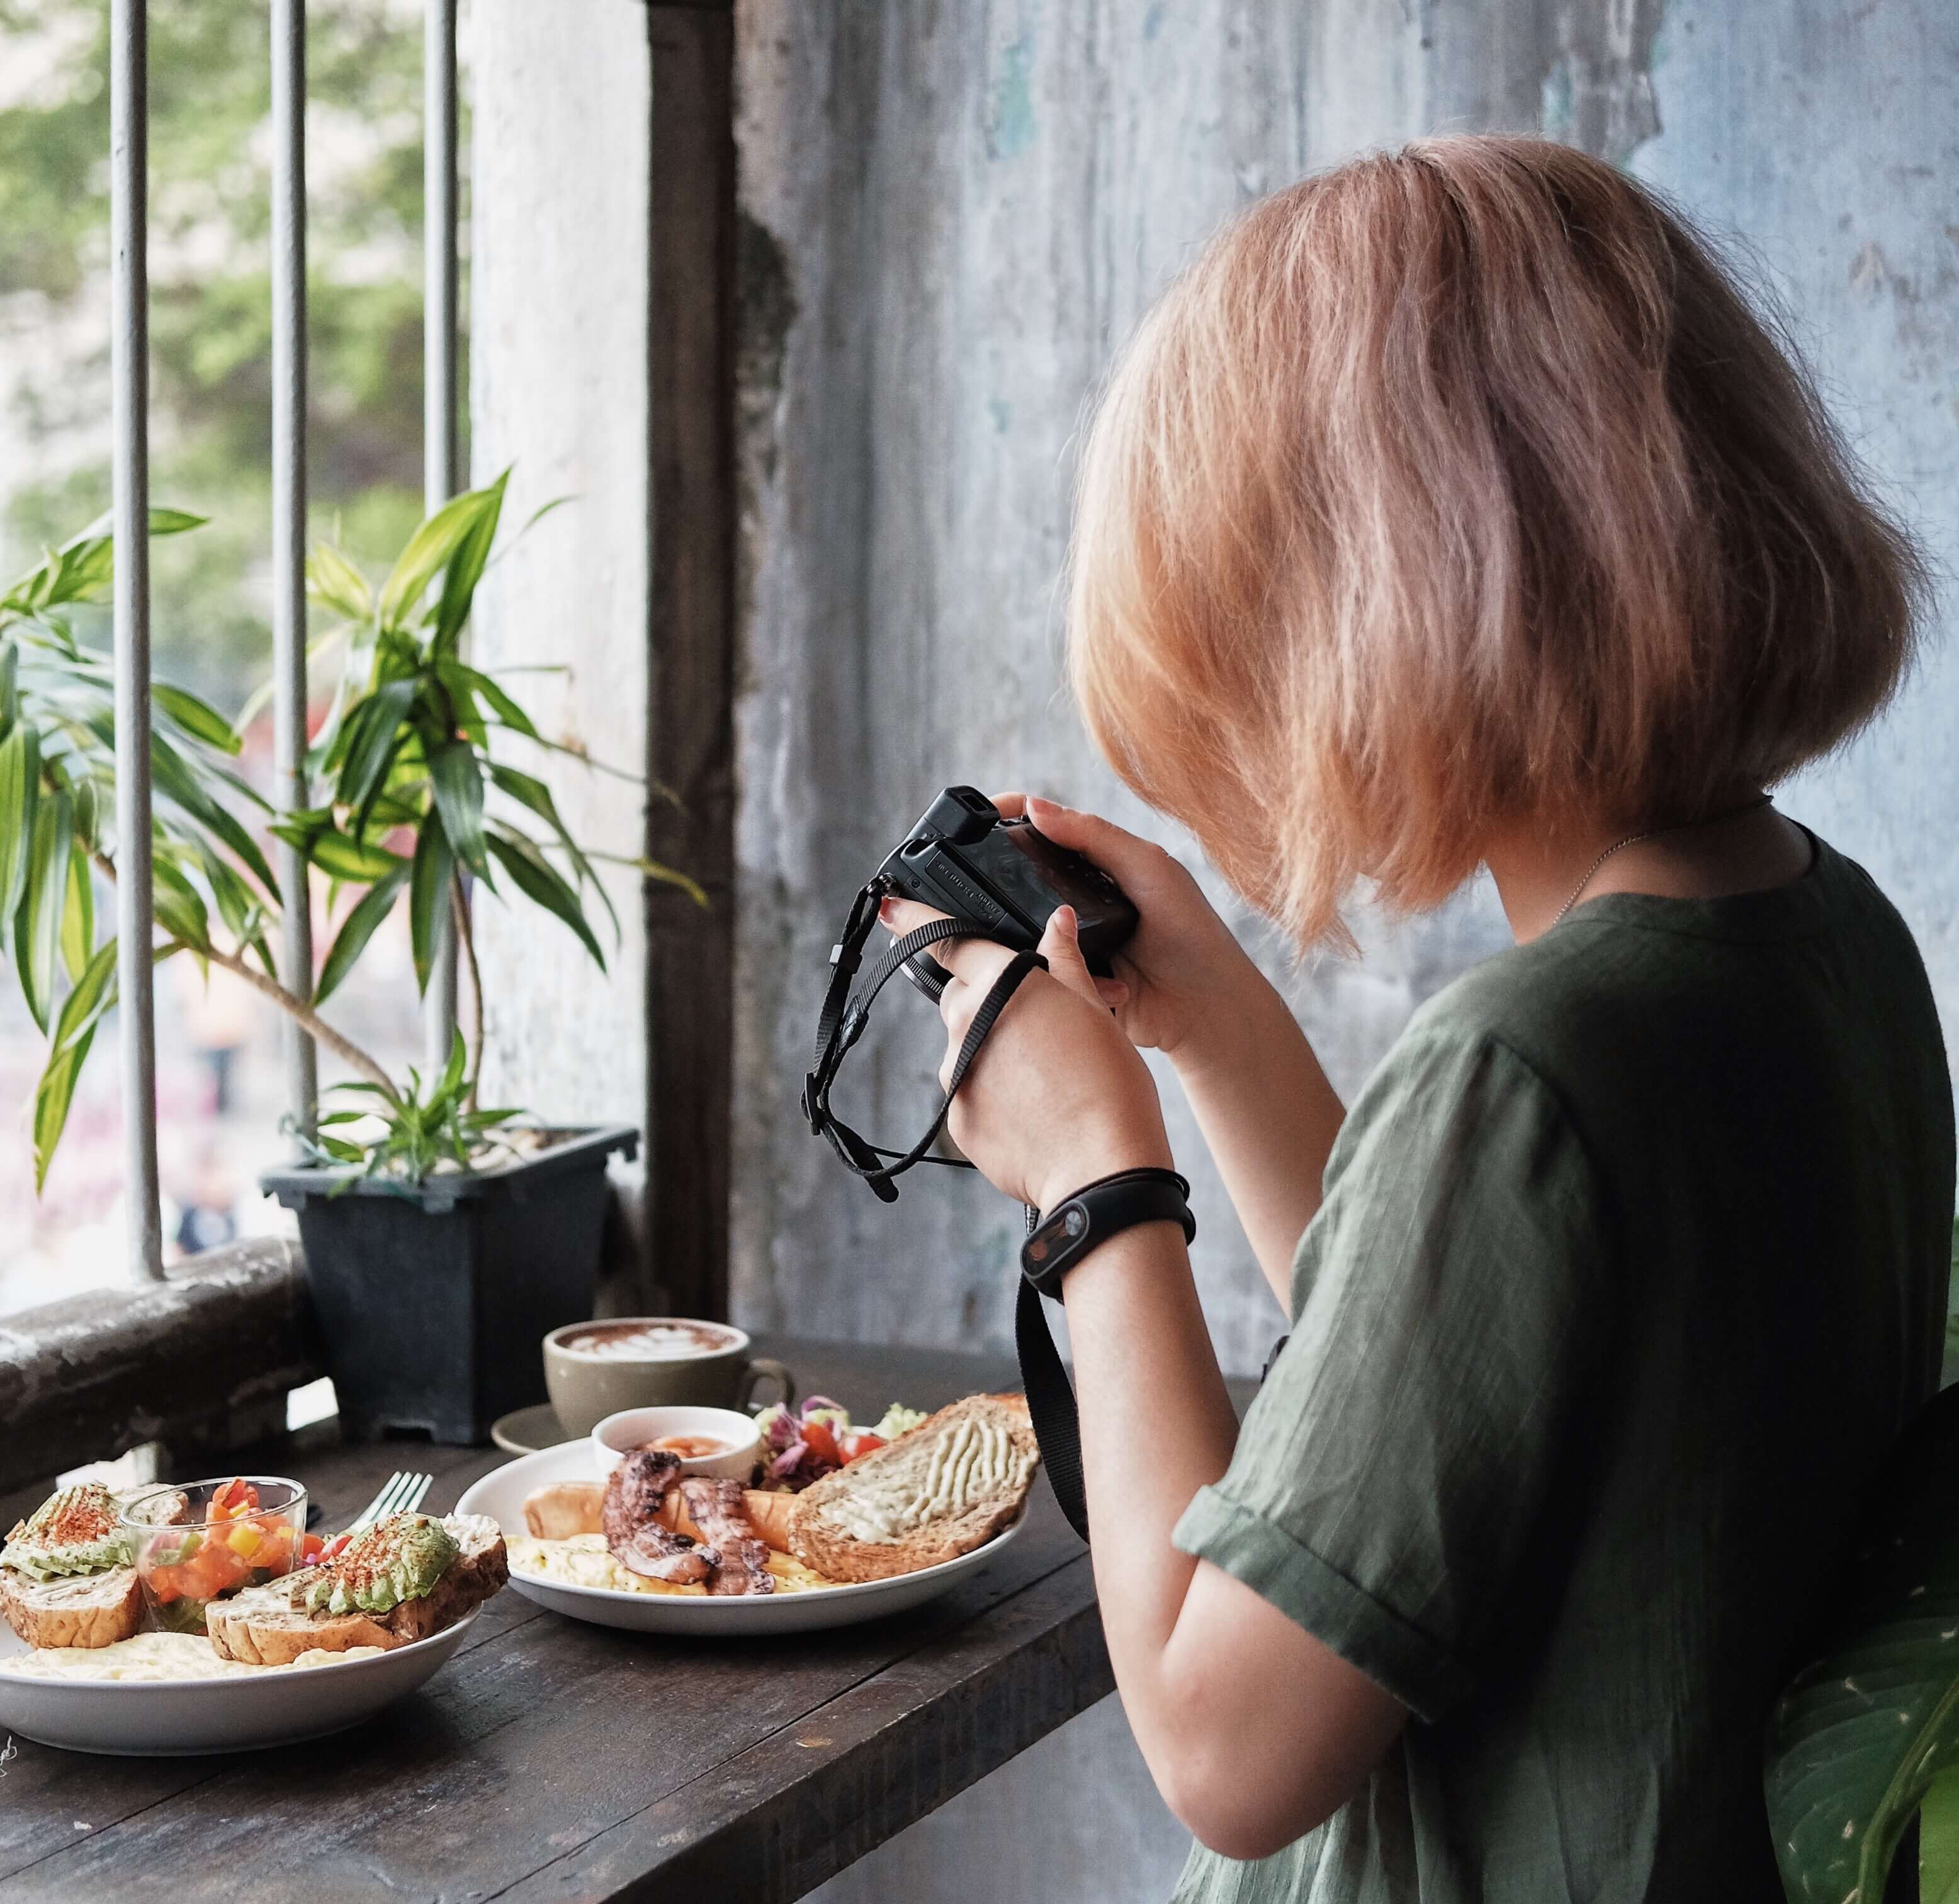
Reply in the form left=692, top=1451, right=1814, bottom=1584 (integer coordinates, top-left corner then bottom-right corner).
left=589, top=1405, right=762, bottom=1483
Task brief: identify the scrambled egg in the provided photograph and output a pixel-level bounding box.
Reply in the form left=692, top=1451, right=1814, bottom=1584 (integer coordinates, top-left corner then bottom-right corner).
left=509, top=1533, right=832, bottom=1595
left=2, top=1631, right=385, bottom=1680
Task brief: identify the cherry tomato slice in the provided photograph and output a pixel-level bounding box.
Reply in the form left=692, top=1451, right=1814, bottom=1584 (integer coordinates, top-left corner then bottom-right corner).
left=802, top=1419, right=841, bottom=1465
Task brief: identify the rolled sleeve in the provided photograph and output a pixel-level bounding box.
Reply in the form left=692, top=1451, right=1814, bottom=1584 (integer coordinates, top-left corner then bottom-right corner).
left=1185, top=1025, right=1612, bottom=1724
left=1174, top=1483, right=1474, bottom=1723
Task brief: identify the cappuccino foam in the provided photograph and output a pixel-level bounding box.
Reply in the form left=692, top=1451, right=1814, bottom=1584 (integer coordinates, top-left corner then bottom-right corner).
left=559, top=1322, right=737, bottom=1362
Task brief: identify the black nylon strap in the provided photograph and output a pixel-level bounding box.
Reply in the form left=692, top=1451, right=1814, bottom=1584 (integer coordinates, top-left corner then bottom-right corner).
left=1017, top=1272, right=1090, bottom=1542
left=803, top=883, right=1049, bottom=1201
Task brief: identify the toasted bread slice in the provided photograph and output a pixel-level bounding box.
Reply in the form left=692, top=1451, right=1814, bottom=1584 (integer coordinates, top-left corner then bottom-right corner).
left=789, top=1393, right=1037, bottom=1584
left=0, top=1563, right=144, bottom=1650
left=206, top=1514, right=508, bottom=1665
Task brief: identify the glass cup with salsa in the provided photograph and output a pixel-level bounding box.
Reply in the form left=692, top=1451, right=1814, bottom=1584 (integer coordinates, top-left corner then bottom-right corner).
left=120, top=1476, right=314, bottom=1635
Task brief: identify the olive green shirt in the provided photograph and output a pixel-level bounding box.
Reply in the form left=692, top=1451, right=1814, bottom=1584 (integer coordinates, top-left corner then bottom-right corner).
left=1171, top=834, right=1953, bottom=1904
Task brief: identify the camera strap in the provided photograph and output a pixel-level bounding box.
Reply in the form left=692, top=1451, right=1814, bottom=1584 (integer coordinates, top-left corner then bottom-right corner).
left=803, top=875, right=1096, bottom=1542
left=803, top=876, right=1049, bottom=1201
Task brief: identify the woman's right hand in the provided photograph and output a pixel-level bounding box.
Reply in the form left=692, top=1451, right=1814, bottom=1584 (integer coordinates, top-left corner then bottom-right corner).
left=1000, top=793, right=1269, bottom=1063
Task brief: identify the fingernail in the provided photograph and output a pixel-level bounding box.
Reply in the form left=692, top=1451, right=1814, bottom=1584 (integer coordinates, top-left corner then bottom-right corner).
left=1055, top=905, right=1077, bottom=932
left=1028, top=795, right=1060, bottom=817
left=878, top=896, right=896, bottom=921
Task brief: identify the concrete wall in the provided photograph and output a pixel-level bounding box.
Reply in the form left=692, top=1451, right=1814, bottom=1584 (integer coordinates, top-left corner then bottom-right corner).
left=468, top=1, right=654, bottom=1298
left=729, top=0, right=1959, bottom=1376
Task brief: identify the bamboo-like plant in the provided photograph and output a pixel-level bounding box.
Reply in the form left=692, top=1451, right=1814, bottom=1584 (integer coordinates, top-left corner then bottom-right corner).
left=0, top=477, right=699, bottom=1189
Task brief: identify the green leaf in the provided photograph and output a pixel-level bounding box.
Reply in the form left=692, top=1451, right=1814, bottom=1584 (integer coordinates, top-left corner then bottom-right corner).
left=32, top=935, right=119, bottom=1191
left=0, top=720, right=41, bottom=943
left=306, top=541, right=375, bottom=623
left=429, top=741, right=490, bottom=882
left=1926, top=1769, right=1959, bottom=1903
left=315, top=863, right=410, bottom=1006
left=487, top=760, right=618, bottom=938
left=431, top=469, right=507, bottom=652
left=485, top=828, right=606, bottom=971
left=303, top=828, right=409, bottom=884
left=60, top=842, right=93, bottom=983
left=155, top=739, right=280, bottom=897
left=154, top=683, right=244, bottom=755
left=151, top=853, right=212, bottom=953
left=433, top=1027, right=468, bottom=1108
left=444, top=661, right=539, bottom=739
left=147, top=507, right=206, bottom=538
left=409, top=819, right=454, bottom=994
left=334, top=677, right=416, bottom=827
left=377, top=487, right=499, bottom=631
left=1766, top=1384, right=1959, bottom=1904
left=14, top=788, right=72, bottom=1033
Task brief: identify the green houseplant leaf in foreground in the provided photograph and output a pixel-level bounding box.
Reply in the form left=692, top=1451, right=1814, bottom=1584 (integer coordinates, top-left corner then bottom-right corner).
left=1765, top=1381, right=1959, bottom=1901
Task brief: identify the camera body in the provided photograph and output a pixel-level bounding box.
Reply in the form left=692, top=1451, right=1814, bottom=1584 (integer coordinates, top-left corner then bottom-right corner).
left=878, top=786, right=1138, bottom=997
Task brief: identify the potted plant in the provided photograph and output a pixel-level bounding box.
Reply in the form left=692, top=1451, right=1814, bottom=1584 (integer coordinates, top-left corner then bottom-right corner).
left=0, top=481, right=701, bottom=1442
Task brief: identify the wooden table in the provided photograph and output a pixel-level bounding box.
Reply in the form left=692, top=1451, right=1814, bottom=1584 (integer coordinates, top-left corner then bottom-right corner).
left=0, top=1336, right=1114, bottom=1903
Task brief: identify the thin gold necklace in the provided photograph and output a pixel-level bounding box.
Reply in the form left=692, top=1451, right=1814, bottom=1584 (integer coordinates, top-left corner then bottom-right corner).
left=1550, top=793, right=1776, bottom=927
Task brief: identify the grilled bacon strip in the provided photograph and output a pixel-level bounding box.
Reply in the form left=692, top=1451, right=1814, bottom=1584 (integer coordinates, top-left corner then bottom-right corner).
left=679, top=1478, right=775, bottom=1597
left=602, top=1450, right=714, bottom=1585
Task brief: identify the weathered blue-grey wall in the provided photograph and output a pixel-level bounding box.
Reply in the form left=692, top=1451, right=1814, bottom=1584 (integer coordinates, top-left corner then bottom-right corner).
left=731, top=0, right=1959, bottom=1370
left=727, top=4, right=1959, bottom=1899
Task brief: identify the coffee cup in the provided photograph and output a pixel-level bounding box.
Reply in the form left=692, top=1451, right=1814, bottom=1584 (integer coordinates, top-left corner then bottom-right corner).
left=542, top=1317, right=796, bottom=1440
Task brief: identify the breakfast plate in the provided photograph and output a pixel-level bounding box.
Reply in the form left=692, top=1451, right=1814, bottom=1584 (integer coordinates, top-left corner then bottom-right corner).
left=458, top=1441, right=1025, bottom=1636
left=0, top=1607, right=479, bottom=1756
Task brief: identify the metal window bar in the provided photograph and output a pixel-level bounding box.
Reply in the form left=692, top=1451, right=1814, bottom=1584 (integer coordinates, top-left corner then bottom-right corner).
left=110, top=0, right=162, bottom=1284
left=272, top=0, right=316, bottom=1143
left=106, top=0, right=463, bottom=1278
left=422, top=0, right=461, bottom=1071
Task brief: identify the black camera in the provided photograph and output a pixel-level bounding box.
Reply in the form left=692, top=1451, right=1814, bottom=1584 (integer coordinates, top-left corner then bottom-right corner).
left=803, top=786, right=1139, bottom=1199
left=877, top=786, right=1139, bottom=999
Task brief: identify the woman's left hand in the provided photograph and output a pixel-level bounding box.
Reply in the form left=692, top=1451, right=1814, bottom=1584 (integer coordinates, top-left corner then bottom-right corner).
left=879, top=896, right=1175, bottom=1215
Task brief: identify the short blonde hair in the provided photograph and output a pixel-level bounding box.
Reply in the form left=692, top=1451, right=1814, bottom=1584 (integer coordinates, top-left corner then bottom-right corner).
left=1068, top=135, right=1928, bottom=947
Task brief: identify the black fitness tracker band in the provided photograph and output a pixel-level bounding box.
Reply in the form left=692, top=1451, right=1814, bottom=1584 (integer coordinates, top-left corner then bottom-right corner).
left=1020, top=1167, right=1195, bottom=1299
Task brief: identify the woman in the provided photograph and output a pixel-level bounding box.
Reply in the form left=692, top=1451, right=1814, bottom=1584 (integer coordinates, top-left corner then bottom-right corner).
left=881, top=138, right=1953, bottom=1900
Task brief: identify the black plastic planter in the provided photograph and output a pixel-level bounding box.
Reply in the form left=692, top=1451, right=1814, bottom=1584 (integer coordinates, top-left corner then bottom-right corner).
left=261, top=1125, right=638, bottom=1444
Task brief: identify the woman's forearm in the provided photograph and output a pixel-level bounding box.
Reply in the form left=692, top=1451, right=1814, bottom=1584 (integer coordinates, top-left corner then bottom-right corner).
left=1172, top=973, right=1345, bottom=1307
left=1059, top=1221, right=1241, bottom=1764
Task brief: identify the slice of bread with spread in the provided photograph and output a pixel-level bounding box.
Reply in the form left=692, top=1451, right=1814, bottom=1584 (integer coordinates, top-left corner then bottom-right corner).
left=206, top=1512, right=507, bottom=1665
left=0, top=1482, right=144, bottom=1650
left=788, top=1393, right=1038, bottom=1584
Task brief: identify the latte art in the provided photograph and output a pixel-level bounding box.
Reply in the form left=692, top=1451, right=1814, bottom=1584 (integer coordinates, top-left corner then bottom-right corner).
left=558, top=1322, right=738, bottom=1363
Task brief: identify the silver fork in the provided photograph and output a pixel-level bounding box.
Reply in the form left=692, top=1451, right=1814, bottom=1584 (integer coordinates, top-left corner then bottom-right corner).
left=343, top=1470, right=434, bottom=1534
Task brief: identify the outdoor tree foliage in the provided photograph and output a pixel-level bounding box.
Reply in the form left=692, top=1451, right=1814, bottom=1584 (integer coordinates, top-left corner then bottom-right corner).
left=0, top=0, right=439, bottom=708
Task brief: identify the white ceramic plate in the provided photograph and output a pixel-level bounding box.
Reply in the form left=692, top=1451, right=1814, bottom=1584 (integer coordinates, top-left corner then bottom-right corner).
left=0, top=1609, right=478, bottom=1757
left=458, top=1441, right=1024, bottom=1636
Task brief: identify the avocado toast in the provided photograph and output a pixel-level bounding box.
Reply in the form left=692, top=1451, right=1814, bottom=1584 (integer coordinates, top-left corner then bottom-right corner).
left=0, top=1482, right=145, bottom=1649
left=206, top=1512, right=507, bottom=1666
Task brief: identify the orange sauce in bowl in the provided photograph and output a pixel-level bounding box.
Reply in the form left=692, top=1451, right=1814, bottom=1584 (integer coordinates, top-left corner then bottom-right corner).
left=650, top=1434, right=729, bottom=1460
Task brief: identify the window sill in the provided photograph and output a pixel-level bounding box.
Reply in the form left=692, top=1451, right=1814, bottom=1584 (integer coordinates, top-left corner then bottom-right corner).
left=0, top=1237, right=320, bottom=1500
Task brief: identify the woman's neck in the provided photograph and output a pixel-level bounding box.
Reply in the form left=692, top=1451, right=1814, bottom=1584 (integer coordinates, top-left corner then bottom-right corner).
left=1483, top=797, right=1814, bottom=944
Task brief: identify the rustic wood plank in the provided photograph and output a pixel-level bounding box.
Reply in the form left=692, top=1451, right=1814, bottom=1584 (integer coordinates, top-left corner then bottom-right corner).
left=490, top=1555, right=1108, bottom=1903
left=645, top=0, right=738, bottom=1322
left=3, top=1340, right=1101, bottom=1903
